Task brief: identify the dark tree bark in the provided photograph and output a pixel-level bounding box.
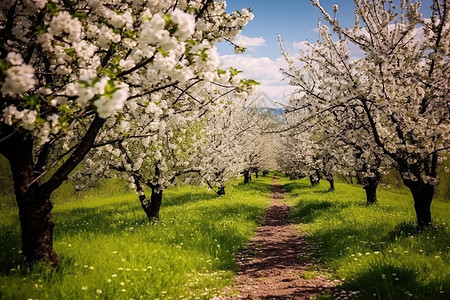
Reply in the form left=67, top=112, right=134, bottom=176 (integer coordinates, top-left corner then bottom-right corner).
left=262, top=170, right=269, bottom=177
left=254, top=170, right=259, bottom=178
left=147, top=187, right=163, bottom=220
left=5, top=135, right=60, bottom=265
left=328, top=178, right=335, bottom=192
left=0, top=116, right=105, bottom=265
left=135, top=188, right=163, bottom=221
left=364, top=179, right=378, bottom=205
left=243, top=169, right=251, bottom=184
left=217, top=185, right=225, bottom=196
left=403, top=180, right=434, bottom=228
left=132, top=173, right=162, bottom=221
left=309, top=175, right=320, bottom=186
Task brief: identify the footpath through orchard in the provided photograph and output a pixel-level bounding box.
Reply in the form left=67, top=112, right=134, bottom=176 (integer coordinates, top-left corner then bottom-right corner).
left=231, top=177, right=334, bottom=299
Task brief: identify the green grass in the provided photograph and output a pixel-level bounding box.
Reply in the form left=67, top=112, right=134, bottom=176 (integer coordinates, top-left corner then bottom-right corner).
left=281, top=177, right=450, bottom=300
left=0, top=177, right=272, bottom=299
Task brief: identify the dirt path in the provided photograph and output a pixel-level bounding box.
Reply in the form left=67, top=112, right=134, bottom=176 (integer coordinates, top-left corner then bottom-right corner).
left=231, top=178, right=334, bottom=299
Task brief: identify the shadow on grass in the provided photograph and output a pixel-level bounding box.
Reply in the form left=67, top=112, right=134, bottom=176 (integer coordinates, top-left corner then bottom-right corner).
left=290, top=201, right=335, bottom=224
left=283, top=181, right=312, bottom=193
left=0, top=179, right=270, bottom=276
left=284, top=179, right=450, bottom=300
left=342, top=264, right=421, bottom=299
left=0, top=228, right=24, bottom=274
left=235, top=179, right=273, bottom=194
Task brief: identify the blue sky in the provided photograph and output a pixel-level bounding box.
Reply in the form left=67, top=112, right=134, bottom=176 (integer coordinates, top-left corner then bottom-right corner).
left=217, top=0, right=434, bottom=106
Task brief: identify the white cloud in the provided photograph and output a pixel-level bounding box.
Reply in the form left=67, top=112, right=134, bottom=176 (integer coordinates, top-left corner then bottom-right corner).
left=219, top=54, right=295, bottom=106
left=233, top=34, right=266, bottom=51
left=292, top=41, right=310, bottom=53
left=220, top=54, right=283, bottom=84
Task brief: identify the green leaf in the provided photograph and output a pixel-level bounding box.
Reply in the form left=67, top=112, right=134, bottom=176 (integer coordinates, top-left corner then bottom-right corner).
left=73, top=12, right=87, bottom=20
left=35, top=24, right=47, bottom=34
left=64, top=48, right=76, bottom=57
left=163, top=14, right=172, bottom=27
left=104, top=80, right=119, bottom=98
left=241, top=79, right=259, bottom=86
left=24, top=94, right=41, bottom=109
left=46, top=2, right=59, bottom=15
left=157, top=48, right=168, bottom=57
left=229, top=67, right=242, bottom=77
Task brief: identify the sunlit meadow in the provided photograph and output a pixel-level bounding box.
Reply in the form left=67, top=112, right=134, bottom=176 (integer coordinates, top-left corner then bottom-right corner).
left=0, top=176, right=272, bottom=299
left=281, top=176, right=450, bottom=300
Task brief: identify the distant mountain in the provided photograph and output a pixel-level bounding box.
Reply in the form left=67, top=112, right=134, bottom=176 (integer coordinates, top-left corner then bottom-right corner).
left=268, top=107, right=285, bottom=116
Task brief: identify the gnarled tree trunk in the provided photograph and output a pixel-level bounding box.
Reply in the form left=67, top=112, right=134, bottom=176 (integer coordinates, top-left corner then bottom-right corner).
left=217, top=185, right=225, bottom=196
left=328, top=178, right=335, bottom=192
left=363, top=177, right=379, bottom=205
left=309, top=174, right=320, bottom=186
left=147, top=187, right=163, bottom=220
left=404, top=180, right=434, bottom=228
left=3, top=135, right=60, bottom=265
left=243, top=169, right=251, bottom=184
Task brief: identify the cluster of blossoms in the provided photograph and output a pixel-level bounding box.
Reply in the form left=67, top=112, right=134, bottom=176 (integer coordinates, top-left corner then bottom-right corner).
left=0, top=0, right=259, bottom=263
left=279, top=0, right=449, bottom=224
left=1, top=0, right=255, bottom=140
left=1, top=53, right=36, bottom=96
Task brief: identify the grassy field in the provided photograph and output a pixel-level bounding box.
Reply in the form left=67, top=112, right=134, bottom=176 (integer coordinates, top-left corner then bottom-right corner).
left=0, top=177, right=272, bottom=299
left=280, top=176, right=450, bottom=300
left=1, top=172, right=449, bottom=299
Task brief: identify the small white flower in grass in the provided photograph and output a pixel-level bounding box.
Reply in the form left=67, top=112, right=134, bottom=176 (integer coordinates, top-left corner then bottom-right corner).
left=83, top=265, right=88, bottom=268
left=374, top=251, right=380, bottom=255
left=121, top=289, right=126, bottom=292
left=107, top=279, right=112, bottom=283
left=120, top=282, right=125, bottom=286
left=435, top=256, right=440, bottom=259
left=392, top=273, right=397, bottom=276
left=96, top=289, right=102, bottom=294
left=381, top=274, right=386, bottom=279
left=81, top=286, right=88, bottom=290
left=112, top=274, right=117, bottom=278
left=118, top=267, right=124, bottom=271
left=89, top=266, right=94, bottom=270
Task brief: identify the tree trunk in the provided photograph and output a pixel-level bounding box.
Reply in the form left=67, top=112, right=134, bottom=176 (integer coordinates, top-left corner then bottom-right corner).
left=16, top=192, right=60, bottom=265
left=244, top=169, right=251, bottom=184
left=255, top=170, right=259, bottom=178
left=309, top=175, right=319, bottom=186
left=4, top=135, right=60, bottom=265
left=217, top=185, right=225, bottom=196
left=146, top=187, right=163, bottom=221
left=404, top=181, right=434, bottom=228
left=328, top=179, right=335, bottom=192
left=1, top=117, right=105, bottom=266
left=134, top=177, right=163, bottom=222
left=363, top=177, right=378, bottom=205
